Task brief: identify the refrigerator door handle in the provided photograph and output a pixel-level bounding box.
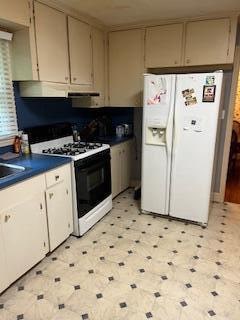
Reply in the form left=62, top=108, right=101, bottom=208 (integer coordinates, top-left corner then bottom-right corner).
left=165, top=77, right=175, bottom=213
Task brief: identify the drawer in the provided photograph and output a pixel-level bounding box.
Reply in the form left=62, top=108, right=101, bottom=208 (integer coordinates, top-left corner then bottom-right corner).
left=45, top=164, right=70, bottom=188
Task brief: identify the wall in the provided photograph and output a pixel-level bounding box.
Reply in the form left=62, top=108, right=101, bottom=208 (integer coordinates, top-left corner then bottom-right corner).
left=14, top=83, right=133, bottom=132
left=233, top=72, right=240, bottom=122
left=213, top=71, right=233, bottom=193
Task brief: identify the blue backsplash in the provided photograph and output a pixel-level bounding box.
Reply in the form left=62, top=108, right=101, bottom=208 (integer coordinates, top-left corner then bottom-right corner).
left=14, top=83, right=134, bottom=131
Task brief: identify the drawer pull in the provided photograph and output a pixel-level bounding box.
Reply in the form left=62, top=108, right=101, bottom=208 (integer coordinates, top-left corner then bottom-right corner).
left=49, top=193, right=54, bottom=199
left=55, top=175, right=60, bottom=181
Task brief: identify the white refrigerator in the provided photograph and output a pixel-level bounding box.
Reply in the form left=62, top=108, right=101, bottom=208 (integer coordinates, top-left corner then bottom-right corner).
left=141, top=72, right=223, bottom=224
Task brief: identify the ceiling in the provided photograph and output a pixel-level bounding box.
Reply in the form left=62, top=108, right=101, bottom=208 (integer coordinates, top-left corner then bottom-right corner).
left=54, top=0, right=240, bottom=26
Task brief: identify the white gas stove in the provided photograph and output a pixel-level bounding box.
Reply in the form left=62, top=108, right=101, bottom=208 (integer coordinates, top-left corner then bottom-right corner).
left=27, top=123, right=112, bottom=237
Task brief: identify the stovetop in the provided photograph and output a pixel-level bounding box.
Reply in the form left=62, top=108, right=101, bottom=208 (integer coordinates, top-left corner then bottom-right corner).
left=30, top=136, right=110, bottom=161
left=42, top=142, right=103, bottom=156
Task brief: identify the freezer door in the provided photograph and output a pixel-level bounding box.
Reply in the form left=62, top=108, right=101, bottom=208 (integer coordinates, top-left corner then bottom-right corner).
left=169, top=72, right=223, bottom=223
left=141, top=74, right=176, bottom=215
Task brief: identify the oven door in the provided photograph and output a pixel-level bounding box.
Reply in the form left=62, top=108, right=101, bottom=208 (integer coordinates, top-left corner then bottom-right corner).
left=74, top=149, right=111, bottom=218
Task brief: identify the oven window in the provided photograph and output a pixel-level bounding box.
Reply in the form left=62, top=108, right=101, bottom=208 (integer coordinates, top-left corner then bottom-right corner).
left=87, top=168, right=104, bottom=191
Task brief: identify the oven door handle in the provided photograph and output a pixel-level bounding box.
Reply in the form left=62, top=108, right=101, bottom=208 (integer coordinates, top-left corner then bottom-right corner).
left=77, top=159, right=109, bottom=173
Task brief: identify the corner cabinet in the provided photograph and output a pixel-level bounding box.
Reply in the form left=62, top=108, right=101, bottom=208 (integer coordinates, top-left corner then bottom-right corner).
left=111, top=140, right=133, bottom=198
left=0, top=175, right=49, bottom=293
left=184, top=18, right=235, bottom=66
left=68, top=17, right=92, bottom=86
left=108, top=29, right=144, bottom=107
left=34, top=2, right=69, bottom=83
left=145, top=23, right=184, bottom=68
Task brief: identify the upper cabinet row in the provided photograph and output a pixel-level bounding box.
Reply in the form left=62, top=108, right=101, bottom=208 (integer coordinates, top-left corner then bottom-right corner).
left=108, top=17, right=237, bottom=107
left=12, top=1, right=106, bottom=102
left=145, top=18, right=236, bottom=68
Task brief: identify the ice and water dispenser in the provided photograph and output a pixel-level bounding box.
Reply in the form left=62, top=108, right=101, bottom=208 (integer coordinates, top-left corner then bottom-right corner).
left=145, top=120, right=167, bottom=146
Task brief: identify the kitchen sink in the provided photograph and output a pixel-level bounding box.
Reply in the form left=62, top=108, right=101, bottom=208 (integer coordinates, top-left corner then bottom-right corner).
left=0, top=163, right=25, bottom=179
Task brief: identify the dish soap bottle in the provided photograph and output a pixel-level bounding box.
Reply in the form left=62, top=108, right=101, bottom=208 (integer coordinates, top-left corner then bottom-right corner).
left=21, top=133, right=30, bottom=155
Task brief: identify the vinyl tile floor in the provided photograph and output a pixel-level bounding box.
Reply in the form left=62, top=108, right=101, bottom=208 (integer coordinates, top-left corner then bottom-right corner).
left=1, top=189, right=240, bottom=320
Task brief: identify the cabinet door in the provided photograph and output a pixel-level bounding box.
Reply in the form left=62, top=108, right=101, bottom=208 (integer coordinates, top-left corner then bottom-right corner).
left=109, top=29, right=144, bottom=107
left=46, top=181, right=71, bottom=251
left=111, top=145, right=121, bottom=198
left=185, top=19, right=231, bottom=66
left=1, top=194, right=47, bottom=284
left=145, top=24, right=183, bottom=68
left=121, top=142, right=132, bottom=191
left=92, top=27, right=105, bottom=106
left=68, top=17, right=92, bottom=85
left=0, top=217, right=9, bottom=293
left=34, top=2, right=69, bottom=83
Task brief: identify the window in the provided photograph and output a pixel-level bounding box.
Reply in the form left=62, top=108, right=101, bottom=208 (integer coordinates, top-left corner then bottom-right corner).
left=0, top=34, right=18, bottom=140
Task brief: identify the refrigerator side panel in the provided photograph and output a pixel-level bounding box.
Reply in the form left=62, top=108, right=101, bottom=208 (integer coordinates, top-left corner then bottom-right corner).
left=170, top=72, right=223, bottom=224
left=141, top=74, right=175, bottom=215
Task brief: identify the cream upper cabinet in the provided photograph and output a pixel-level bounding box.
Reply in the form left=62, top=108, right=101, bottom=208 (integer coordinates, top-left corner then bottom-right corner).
left=145, top=23, right=183, bottom=68
left=184, top=19, right=232, bottom=66
left=92, top=27, right=106, bottom=106
left=68, top=16, right=92, bottom=86
left=34, top=2, right=69, bottom=83
left=0, top=0, right=29, bottom=27
left=109, top=29, right=144, bottom=107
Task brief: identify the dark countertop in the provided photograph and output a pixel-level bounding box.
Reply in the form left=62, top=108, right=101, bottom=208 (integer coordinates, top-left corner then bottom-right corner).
left=94, top=135, right=134, bottom=146
left=0, top=154, right=71, bottom=190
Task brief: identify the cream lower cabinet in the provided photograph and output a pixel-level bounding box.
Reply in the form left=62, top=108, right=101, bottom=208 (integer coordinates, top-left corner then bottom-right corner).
left=0, top=223, right=9, bottom=293
left=0, top=175, right=49, bottom=293
left=45, top=164, right=73, bottom=251
left=111, top=140, right=133, bottom=198
left=0, top=163, right=73, bottom=293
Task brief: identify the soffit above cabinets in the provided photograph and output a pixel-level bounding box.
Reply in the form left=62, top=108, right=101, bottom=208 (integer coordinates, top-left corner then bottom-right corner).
left=49, top=0, right=240, bottom=27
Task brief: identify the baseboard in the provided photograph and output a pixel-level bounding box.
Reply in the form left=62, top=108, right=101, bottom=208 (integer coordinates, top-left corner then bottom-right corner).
left=130, top=179, right=141, bottom=188
left=213, top=192, right=224, bottom=203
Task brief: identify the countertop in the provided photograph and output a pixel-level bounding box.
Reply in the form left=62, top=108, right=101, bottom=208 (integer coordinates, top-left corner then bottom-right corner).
left=94, top=135, right=134, bottom=146
left=0, top=154, right=71, bottom=190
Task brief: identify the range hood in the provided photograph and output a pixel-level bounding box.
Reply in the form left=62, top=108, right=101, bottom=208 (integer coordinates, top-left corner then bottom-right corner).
left=19, top=81, right=100, bottom=99
left=68, top=92, right=100, bottom=98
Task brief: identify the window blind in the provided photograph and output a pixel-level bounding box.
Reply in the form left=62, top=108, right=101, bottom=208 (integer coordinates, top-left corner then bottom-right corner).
left=0, top=38, right=18, bottom=139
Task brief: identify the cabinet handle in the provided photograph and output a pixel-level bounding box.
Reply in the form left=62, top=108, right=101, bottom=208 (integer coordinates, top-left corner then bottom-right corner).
left=73, top=77, right=77, bottom=81
left=55, top=175, right=60, bottom=181
left=66, top=189, right=69, bottom=195
left=65, top=76, right=69, bottom=81
left=186, top=58, right=190, bottom=64
left=4, top=215, right=11, bottom=223
left=174, top=60, right=178, bottom=65
left=49, top=193, right=54, bottom=199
